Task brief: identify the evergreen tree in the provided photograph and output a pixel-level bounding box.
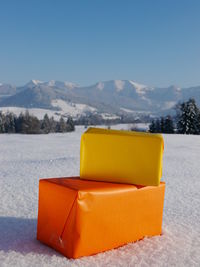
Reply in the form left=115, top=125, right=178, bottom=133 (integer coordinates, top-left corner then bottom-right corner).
left=177, top=98, right=200, bottom=134
left=149, top=120, right=156, bottom=133
left=66, top=116, right=75, bottom=132
left=0, top=112, right=5, bottom=133
left=49, top=116, right=57, bottom=132
left=155, top=119, right=161, bottom=133
left=15, top=111, right=40, bottom=134
left=20, top=111, right=30, bottom=133
left=197, top=111, right=200, bottom=135
left=20, top=111, right=31, bottom=134
left=4, top=112, right=16, bottom=133
left=160, top=117, right=165, bottom=133
left=149, top=116, right=175, bottom=134
left=57, top=116, right=67, bottom=132
left=0, top=111, right=75, bottom=134
left=164, top=115, right=175, bottom=133
left=29, top=116, right=40, bottom=134
left=41, top=114, right=51, bottom=133
left=15, top=112, right=24, bottom=133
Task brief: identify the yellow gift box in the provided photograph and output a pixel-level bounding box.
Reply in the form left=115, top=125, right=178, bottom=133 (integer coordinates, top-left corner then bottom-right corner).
left=80, top=127, right=164, bottom=186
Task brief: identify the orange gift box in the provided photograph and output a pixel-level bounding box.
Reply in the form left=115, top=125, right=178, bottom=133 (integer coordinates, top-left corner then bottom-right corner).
left=37, top=177, right=165, bottom=259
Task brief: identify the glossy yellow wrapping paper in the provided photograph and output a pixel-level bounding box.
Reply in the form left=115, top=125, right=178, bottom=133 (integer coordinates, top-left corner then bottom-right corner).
left=80, top=127, right=164, bottom=186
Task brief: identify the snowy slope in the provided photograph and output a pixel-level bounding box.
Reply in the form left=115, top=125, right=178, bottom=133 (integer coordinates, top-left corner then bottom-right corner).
left=0, top=101, right=121, bottom=121
left=0, top=128, right=200, bottom=266
left=51, top=99, right=97, bottom=117
left=0, top=100, right=98, bottom=120
left=0, top=107, right=61, bottom=120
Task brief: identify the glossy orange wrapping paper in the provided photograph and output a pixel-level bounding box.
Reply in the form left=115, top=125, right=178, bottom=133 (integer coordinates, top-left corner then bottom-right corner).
left=37, top=177, right=165, bottom=259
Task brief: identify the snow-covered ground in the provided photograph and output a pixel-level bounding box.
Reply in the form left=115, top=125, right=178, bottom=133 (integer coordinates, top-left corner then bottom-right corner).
left=0, top=100, right=97, bottom=121
left=0, top=126, right=200, bottom=267
left=0, top=107, right=61, bottom=121
left=0, top=103, right=120, bottom=121
left=51, top=99, right=97, bottom=117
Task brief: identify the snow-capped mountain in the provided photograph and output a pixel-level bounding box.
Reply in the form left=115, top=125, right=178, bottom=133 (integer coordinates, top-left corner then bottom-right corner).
left=0, top=83, right=16, bottom=97
left=26, top=80, right=44, bottom=86
left=0, top=79, right=200, bottom=118
left=20, top=80, right=79, bottom=90
left=44, top=80, right=78, bottom=89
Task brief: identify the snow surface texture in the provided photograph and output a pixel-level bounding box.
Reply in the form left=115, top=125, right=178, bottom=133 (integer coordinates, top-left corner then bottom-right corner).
left=0, top=126, right=200, bottom=267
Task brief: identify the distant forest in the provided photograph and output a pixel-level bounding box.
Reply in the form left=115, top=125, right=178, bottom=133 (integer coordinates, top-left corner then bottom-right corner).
left=0, top=111, right=75, bottom=134
left=1, top=98, right=200, bottom=135
left=149, top=99, right=200, bottom=135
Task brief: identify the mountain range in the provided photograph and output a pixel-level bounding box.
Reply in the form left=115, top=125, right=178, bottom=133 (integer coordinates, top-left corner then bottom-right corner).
left=0, top=79, right=200, bottom=119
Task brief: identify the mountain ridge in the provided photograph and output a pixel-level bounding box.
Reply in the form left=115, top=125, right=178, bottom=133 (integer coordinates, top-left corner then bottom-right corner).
left=0, top=79, right=200, bottom=117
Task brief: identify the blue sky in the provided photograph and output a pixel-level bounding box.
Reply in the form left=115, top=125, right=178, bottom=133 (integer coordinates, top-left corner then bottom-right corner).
left=0, top=0, right=200, bottom=87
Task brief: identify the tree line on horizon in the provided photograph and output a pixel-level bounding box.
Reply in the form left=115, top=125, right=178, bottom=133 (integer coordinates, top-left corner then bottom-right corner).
left=1, top=98, right=200, bottom=135
left=149, top=98, right=200, bottom=135
left=0, top=111, right=75, bottom=134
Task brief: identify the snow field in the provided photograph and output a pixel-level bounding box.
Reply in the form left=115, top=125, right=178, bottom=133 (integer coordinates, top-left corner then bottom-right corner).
left=0, top=126, right=200, bottom=266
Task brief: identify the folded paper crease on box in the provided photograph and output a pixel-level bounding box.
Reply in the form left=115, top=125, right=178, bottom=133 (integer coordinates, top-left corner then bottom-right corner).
left=37, top=128, right=165, bottom=259
left=37, top=177, right=165, bottom=259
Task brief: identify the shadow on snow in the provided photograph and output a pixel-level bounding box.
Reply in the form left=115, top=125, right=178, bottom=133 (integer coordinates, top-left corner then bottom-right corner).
left=0, top=216, right=62, bottom=257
